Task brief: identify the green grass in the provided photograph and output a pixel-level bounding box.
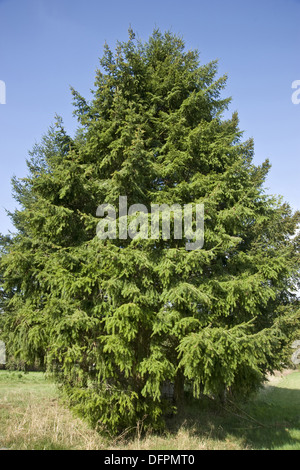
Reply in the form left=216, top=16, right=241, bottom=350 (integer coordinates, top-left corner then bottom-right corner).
left=0, top=369, right=299, bottom=450
left=235, top=372, right=300, bottom=450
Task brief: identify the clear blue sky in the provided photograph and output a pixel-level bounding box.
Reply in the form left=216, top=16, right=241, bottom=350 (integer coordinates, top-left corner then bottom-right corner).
left=0, top=0, right=299, bottom=234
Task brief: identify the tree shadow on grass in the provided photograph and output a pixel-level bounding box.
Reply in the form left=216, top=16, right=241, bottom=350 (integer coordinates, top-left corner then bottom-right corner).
left=165, top=386, right=300, bottom=450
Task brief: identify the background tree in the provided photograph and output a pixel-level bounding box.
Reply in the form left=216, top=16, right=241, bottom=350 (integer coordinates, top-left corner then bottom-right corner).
left=0, top=29, right=299, bottom=434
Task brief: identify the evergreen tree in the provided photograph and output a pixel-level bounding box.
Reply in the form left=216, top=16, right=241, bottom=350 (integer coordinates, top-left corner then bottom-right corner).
left=1, top=29, right=299, bottom=434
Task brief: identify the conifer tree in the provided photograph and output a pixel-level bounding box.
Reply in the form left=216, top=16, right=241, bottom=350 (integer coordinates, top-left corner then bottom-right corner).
left=0, top=29, right=299, bottom=433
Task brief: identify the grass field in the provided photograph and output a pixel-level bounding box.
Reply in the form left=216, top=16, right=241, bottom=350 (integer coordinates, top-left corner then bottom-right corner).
left=0, top=369, right=299, bottom=450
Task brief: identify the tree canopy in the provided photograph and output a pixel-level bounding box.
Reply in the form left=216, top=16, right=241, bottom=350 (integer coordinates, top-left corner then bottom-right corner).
left=0, top=29, right=299, bottom=434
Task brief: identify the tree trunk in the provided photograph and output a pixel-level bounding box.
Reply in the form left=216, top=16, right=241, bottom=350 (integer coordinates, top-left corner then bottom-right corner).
left=174, top=370, right=185, bottom=406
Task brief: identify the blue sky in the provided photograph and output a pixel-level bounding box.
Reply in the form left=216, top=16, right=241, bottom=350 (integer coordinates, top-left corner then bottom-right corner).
left=0, top=0, right=299, bottom=234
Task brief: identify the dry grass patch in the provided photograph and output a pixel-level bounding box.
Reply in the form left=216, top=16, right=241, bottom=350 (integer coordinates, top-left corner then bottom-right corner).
left=0, top=372, right=106, bottom=450
left=0, top=373, right=247, bottom=450
left=1, top=370, right=299, bottom=450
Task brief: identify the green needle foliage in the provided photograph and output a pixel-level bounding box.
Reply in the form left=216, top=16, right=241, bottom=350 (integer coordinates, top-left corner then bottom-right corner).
left=1, top=29, right=299, bottom=434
